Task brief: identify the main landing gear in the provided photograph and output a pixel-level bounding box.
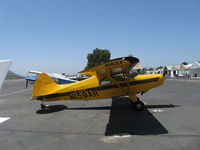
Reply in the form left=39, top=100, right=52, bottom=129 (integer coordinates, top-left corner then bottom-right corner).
left=130, top=97, right=145, bottom=111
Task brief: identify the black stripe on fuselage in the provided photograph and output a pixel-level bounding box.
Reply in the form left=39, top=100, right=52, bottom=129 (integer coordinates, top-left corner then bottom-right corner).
left=36, top=77, right=160, bottom=100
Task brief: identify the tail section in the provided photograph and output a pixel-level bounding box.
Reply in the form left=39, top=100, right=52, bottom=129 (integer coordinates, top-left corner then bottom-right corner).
left=32, top=73, right=60, bottom=98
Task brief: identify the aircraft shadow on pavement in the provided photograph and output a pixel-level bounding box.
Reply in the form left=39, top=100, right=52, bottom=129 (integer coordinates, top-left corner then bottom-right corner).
left=36, top=105, right=68, bottom=114
left=105, top=97, right=170, bottom=136
left=67, top=104, right=178, bottom=110
left=146, top=104, right=179, bottom=109
left=67, top=106, right=111, bottom=110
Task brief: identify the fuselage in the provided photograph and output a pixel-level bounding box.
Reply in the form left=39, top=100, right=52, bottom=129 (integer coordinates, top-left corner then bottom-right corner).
left=33, top=73, right=164, bottom=101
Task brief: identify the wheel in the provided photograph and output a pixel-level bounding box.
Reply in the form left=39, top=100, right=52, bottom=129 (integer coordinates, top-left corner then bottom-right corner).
left=41, top=103, right=46, bottom=110
left=133, top=100, right=144, bottom=111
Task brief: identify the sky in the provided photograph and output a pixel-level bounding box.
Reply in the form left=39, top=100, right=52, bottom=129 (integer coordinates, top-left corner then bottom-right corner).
left=0, top=0, right=200, bottom=75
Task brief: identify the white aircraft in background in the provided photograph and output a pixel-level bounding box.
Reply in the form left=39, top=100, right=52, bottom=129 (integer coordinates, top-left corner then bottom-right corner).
left=25, top=70, right=85, bottom=88
left=0, top=60, right=12, bottom=89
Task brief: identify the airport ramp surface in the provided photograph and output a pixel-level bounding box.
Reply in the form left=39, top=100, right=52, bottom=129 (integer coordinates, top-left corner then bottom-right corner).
left=0, top=79, right=200, bottom=150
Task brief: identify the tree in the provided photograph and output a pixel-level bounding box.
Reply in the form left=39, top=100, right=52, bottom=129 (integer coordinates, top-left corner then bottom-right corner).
left=85, top=48, right=111, bottom=70
left=156, top=66, right=164, bottom=70
left=149, top=67, right=154, bottom=71
left=141, top=67, right=148, bottom=74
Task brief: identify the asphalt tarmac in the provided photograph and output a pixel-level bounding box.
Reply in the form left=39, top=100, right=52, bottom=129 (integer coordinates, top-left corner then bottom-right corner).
left=0, top=79, right=200, bottom=150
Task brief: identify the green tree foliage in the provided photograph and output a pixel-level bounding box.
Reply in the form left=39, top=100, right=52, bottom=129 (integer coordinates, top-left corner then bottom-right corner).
left=141, top=67, right=148, bottom=74
left=85, top=48, right=111, bottom=70
left=149, top=67, right=154, bottom=71
left=156, top=66, right=164, bottom=70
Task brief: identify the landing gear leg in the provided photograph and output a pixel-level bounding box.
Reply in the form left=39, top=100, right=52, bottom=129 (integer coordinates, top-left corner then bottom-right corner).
left=129, top=95, right=144, bottom=111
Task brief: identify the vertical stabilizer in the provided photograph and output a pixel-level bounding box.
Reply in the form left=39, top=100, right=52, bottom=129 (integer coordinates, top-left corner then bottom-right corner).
left=0, top=60, right=12, bottom=89
left=32, top=73, right=60, bottom=97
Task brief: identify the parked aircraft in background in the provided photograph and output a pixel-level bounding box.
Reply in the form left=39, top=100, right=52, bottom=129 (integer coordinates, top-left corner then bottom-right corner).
left=25, top=70, right=79, bottom=88
left=0, top=60, right=12, bottom=89
left=32, top=57, right=164, bottom=111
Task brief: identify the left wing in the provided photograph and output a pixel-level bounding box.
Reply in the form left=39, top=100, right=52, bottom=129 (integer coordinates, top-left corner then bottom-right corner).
left=0, top=60, right=12, bottom=89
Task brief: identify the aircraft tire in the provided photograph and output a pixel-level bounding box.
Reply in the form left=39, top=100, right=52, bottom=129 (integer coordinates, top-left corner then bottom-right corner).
left=133, top=100, right=144, bottom=111
left=41, top=103, right=46, bottom=110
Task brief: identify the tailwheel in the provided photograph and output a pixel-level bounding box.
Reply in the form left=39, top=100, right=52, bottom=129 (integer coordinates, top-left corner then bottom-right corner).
left=41, top=103, right=47, bottom=110
left=132, top=97, right=144, bottom=111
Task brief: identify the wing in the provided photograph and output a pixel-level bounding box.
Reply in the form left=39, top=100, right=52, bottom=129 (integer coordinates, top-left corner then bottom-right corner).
left=79, top=57, right=140, bottom=77
left=0, top=60, right=12, bottom=89
left=28, top=70, right=42, bottom=75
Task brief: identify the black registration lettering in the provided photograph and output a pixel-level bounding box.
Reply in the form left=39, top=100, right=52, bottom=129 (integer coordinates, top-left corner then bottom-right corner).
left=82, top=91, right=88, bottom=98
left=76, top=92, right=82, bottom=99
left=68, top=90, right=99, bottom=100
left=88, top=91, right=94, bottom=98
left=105, top=60, right=123, bottom=67
left=92, top=90, right=99, bottom=96
left=69, top=93, right=76, bottom=100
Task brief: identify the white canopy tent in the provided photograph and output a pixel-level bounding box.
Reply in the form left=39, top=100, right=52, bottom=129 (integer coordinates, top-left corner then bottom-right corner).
left=188, top=62, right=200, bottom=77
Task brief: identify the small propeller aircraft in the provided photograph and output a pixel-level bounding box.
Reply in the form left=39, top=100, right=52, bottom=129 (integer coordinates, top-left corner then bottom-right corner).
left=31, top=56, right=164, bottom=111
left=25, top=70, right=78, bottom=88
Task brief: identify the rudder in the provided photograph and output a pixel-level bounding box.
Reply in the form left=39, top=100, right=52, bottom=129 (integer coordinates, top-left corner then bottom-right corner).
left=32, top=73, right=59, bottom=98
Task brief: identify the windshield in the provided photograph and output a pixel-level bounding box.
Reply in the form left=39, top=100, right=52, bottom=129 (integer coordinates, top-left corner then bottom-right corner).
left=130, top=71, right=139, bottom=77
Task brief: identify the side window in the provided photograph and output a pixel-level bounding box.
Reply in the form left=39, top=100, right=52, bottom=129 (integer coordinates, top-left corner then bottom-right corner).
left=100, top=77, right=112, bottom=85
left=130, top=71, right=139, bottom=77
left=112, top=73, right=127, bottom=81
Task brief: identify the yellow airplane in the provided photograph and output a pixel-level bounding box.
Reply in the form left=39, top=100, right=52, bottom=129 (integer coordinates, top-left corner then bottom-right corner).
left=31, top=57, right=164, bottom=111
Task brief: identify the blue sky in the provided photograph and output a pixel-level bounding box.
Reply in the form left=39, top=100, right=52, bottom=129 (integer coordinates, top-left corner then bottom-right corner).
left=1, top=0, right=200, bottom=75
